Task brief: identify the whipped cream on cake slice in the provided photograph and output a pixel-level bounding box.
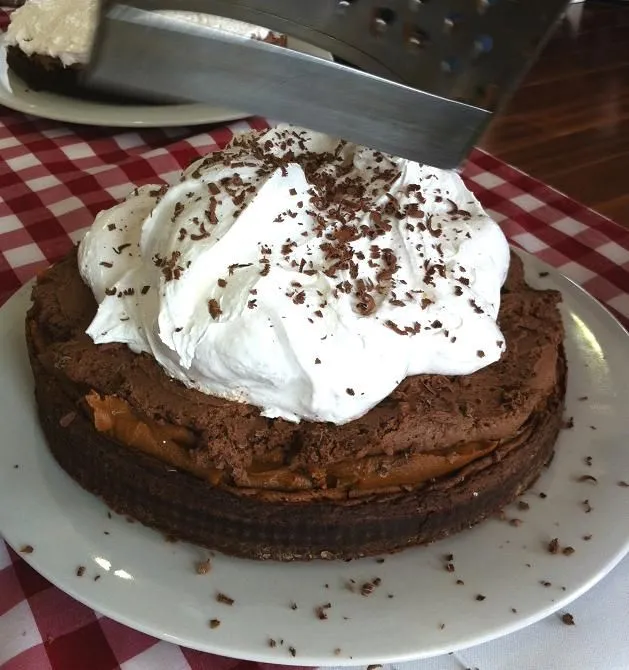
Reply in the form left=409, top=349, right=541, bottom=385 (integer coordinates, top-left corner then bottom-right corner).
left=78, top=126, right=510, bottom=424
left=6, top=0, right=283, bottom=67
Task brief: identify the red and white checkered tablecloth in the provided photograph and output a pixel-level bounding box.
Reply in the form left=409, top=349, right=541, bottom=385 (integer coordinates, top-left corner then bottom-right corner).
left=2, top=17, right=629, bottom=670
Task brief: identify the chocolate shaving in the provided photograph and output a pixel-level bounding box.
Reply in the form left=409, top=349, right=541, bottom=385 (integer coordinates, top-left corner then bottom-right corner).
left=582, top=499, right=592, bottom=513
left=216, top=592, right=234, bottom=606
left=384, top=320, right=407, bottom=336
left=113, top=243, right=131, bottom=255
left=196, top=558, right=211, bottom=574
left=355, top=292, right=376, bottom=315
left=547, top=538, right=559, bottom=554
left=208, top=299, right=222, bottom=320
left=59, top=412, right=77, bottom=428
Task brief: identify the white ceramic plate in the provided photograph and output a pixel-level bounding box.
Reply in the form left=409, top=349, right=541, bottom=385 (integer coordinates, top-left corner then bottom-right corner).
left=1, top=252, right=629, bottom=666
left=0, top=34, right=331, bottom=127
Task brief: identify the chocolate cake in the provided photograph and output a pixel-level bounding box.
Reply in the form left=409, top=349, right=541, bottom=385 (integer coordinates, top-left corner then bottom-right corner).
left=25, top=126, right=566, bottom=560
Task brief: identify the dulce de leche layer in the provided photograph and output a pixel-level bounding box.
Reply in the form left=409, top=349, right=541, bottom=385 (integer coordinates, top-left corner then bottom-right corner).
left=28, top=248, right=564, bottom=486
left=85, top=391, right=503, bottom=496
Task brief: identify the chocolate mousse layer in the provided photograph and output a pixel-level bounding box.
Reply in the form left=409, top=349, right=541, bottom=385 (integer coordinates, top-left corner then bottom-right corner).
left=26, top=248, right=566, bottom=559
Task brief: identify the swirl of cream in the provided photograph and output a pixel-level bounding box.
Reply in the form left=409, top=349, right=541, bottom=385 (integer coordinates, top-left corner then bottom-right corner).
left=78, top=126, right=510, bottom=424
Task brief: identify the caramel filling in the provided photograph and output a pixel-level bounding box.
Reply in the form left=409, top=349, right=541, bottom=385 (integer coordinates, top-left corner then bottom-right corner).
left=85, top=392, right=502, bottom=494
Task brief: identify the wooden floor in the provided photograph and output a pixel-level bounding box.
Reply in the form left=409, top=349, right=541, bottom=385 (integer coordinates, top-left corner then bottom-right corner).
left=479, top=1, right=629, bottom=228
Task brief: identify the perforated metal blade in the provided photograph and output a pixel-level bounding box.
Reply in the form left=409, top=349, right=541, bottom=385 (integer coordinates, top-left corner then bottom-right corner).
left=84, top=0, right=570, bottom=168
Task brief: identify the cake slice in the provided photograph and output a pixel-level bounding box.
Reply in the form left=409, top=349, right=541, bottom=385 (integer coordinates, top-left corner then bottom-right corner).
left=5, top=0, right=286, bottom=102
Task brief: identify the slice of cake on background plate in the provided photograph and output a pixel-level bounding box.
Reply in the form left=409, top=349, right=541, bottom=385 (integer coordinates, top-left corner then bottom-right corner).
left=5, top=0, right=286, bottom=102
left=26, top=125, right=566, bottom=560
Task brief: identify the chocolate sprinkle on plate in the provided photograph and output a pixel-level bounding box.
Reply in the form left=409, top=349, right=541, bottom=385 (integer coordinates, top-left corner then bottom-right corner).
left=561, top=613, right=575, bottom=626
left=216, top=592, right=235, bottom=606
left=76, top=566, right=85, bottom=577
left=20, top=545, right=33, bottom=554
left=196, top=558, right=211, bottom=574
left=208, top=619, right=221, bottom=629
left=582, top=499, right=593, bottom=513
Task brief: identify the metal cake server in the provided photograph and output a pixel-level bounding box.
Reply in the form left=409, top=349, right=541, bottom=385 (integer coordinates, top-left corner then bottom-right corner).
left=84, top=0, right=570, bottom=168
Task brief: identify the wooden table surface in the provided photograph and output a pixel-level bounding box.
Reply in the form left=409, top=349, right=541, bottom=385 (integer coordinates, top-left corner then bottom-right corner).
left=480, top=1, right=629, bottom=229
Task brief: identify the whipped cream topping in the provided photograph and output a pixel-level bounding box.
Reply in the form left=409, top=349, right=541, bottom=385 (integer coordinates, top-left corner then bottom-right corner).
left=78, top=126, right=510, bottom=424
left=6, top=0, right=279, bottom=66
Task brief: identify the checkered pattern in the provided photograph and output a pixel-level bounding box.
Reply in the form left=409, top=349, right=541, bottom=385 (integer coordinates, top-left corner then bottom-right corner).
left=2, top=11, right=629, bottom=670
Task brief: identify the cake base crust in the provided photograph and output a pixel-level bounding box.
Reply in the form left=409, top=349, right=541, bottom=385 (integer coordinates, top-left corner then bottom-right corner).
left=30, top=345, right=566, bottom=560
